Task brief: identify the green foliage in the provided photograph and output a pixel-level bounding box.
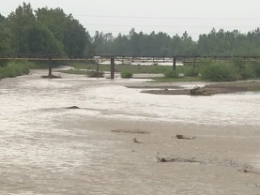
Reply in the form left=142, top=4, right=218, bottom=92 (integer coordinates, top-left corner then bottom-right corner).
left=0, top=3, right=90, bottom=60
left=164, top=70, right=179, bottom=78
left=230, top=58, right=245, bottom=71
left=35, top=7, right=90, bottom=57
left=0, top=23, right=12, bottom=56
left=0, top=60, right=8, bottom=67
left=27, top=22, right=64, bottom=56
left=198, top=58, right=258, bottom=81
left=251, top=63, right=260, bottom=78
left=238, top=66, right=255, bottom=80
left=121, top=71, right=133, bottom=78
left=185, top=68, right=199, bottom=77
left=94, top=28, right=260, bottom=56
left=7, top=3, right=35, bottom=55
left=230, top=58, right=255, bottom=80
left=0, top=13, right=5, bottom=22
left=3, top=3, right=260, bottom=81
left=0, top=61, right=31, bottom=79
left=200, top=63, right=238, bottom=81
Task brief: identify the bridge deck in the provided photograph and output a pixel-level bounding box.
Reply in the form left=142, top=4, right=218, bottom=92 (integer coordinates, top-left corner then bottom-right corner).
left=1, top=55, right=260, bottom=63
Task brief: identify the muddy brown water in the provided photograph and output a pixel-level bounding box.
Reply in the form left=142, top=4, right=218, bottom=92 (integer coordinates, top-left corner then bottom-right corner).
left=0, top=70, right=260, bottom=195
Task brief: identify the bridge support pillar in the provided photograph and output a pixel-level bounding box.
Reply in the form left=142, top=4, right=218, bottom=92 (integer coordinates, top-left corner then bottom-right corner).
left=48, top=58, right=52, bottom=77
left=173, top=57, right=176, bottom=71
left=111, top=57, right=115, bottom=79
left=96, top=63, right=99, bottom=74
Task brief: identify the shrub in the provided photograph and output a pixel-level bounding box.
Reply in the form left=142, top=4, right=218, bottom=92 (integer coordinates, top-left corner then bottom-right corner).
left=229, top=58, right=255, bottom=80
left=251, top=63, right=260, bottom=78
left=230, top=58, right=245, bottom=71
left=201, top=63, right=238, bottom=81
left=185, top=68, right=199, bottom=77
left=0, top=61, right=30, bottom=79
left=164, top=70, right=178, bottom=78
left=121, top=71, right=133, bottom=78
left=0, top=60, right=8, bottom=67
left=239, top=66, right=255, bottom=80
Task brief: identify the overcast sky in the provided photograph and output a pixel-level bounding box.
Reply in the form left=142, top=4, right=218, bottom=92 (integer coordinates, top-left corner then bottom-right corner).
left=1, top=0, right=260, bottom=40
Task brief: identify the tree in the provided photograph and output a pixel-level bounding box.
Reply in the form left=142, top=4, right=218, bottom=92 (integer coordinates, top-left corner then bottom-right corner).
left=36, top=8, right=90, bottom=57
left=0, top=23, right=12, bottom=57
left=35, top=7, right=67, bottom=44
left=0, top=13, right=5, bottom=22
left=63, top=18, right=90, bottom=58
left=7, top=2, right=35, bottom=56
left=26, top=22, right=64, bottom=57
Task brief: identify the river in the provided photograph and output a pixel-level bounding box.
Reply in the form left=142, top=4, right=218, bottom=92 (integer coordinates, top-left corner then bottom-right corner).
left=0, top=70, right=260, bottom=195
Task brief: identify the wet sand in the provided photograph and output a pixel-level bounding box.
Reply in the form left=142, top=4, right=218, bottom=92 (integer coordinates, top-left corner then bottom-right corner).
left=0, top=70, right=260, bottom=195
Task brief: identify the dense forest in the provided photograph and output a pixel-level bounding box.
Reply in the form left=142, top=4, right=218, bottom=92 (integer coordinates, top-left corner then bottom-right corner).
left=0, top=3, right=91, bottom=58
left=1, top=3, right=260, bottom=58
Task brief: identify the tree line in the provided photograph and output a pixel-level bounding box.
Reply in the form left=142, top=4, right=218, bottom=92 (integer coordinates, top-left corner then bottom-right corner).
left=0, top=3, right=91, bottom=58
left=95, top=28, right=260, bottom=56
left=1, top=2, right=260, bottom=58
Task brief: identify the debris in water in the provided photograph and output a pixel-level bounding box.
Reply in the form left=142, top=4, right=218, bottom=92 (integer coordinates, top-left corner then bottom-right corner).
left=66, top=106, right=80, bottom=109
left=133, top=138, right=141, bottom=143
left=156, top=157, right=198, bottom=163
left=175, top=134, right=196, bottom=140
left=111, top=129, right=150, bottom=134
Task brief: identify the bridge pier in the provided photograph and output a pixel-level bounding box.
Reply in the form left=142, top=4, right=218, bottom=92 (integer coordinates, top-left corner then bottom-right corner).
left=110, top=57, right=115, bottom=79
left=96, top=63, right=99, bottom=74
left=173, top=57, right=176, bottom=71
left=48, top=58, right=52, bottom=77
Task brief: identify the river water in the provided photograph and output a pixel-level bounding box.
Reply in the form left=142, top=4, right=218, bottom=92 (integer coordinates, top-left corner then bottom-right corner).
left=0, top=70, right=260, bottom=195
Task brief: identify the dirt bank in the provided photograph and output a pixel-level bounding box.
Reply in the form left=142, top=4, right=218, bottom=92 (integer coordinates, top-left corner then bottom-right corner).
left=141, top=88, right=190, bottom=95
left=126, top=85, right=182, bottom=89
left=141, top=81, right=260, bottom=96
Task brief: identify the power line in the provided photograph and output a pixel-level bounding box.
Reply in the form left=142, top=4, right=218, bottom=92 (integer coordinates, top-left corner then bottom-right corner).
left=2, top=11, right=260, bottom=21
left=87, top=30, right=212, bottom=35
left=73, top=14, right=260, bottom=21
left=84, top=24, right=260, bottom=28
